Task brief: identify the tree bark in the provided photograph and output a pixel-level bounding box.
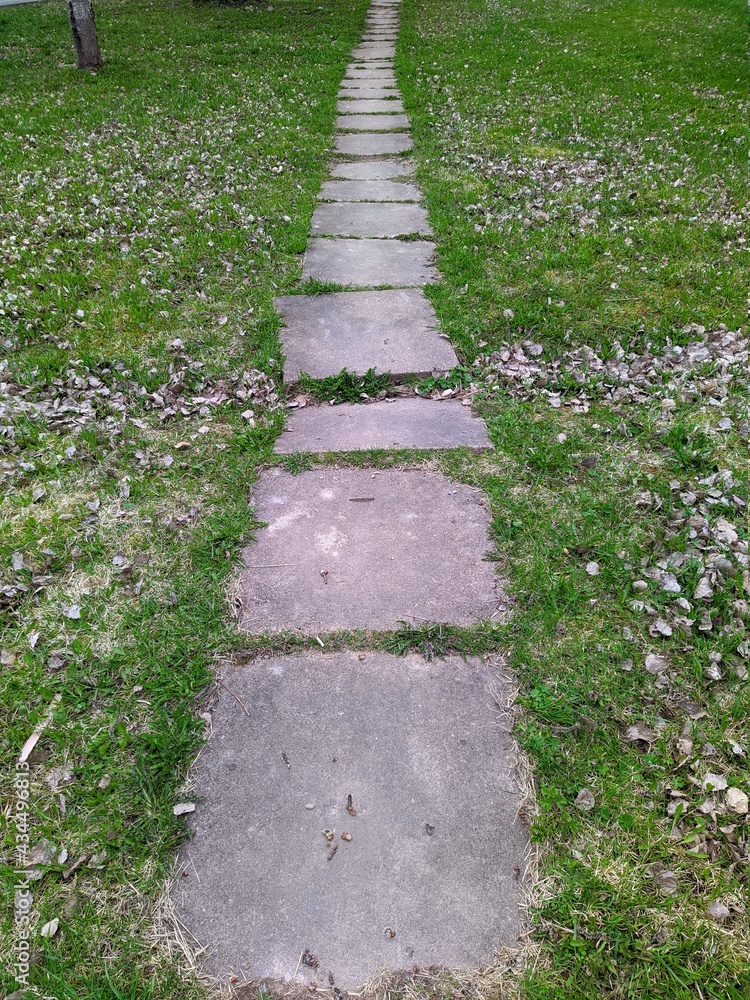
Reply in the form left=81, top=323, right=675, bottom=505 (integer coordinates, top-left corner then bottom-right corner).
left=68, top=0, right=103, bottom=71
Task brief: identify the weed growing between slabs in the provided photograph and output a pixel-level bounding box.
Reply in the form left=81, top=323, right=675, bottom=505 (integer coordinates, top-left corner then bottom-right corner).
left=0, top=0, right=369, bottom=994
left=390, top=0, right=749, bottom=995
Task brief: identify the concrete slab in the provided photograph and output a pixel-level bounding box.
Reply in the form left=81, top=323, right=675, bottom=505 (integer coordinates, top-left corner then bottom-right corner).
left=318, top=179, right=422, bottom=201
left=345, top=69, right=397, bottom=80
left=336, top=113, right=409, bottom=131
left=351, top=48, right=396, bottom=60
left=310, top=202, right=430, bottom=237
left=275, top=398, right=493, bottom=453
left=302, top=238, right=435, bottom=286
left=337, top=99, right=405, bottom=113
left=174, top=650, right=526, bottom=989
left=335, top=133, right=412, bottom=155
left=237, top=468, right=504, bottom=632
left=339, top=87, right=401, bottom=99
left=277, top=288, right=455, bottom=380
left=329, top=159, right=414, bottom=180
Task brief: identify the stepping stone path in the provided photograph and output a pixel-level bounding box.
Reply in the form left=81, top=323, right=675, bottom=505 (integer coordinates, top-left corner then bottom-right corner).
left=175, top=652, right=526, bottom=990
left=176, top=0, right=527, bottom=990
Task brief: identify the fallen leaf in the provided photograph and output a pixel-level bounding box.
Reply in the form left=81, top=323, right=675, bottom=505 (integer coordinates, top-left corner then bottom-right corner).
left=649, top=618, right=673, bottom=638
left=625, top=724, right=658, bottom=744
left=645, top=653, right=669, bottom=674
left=654, top=870, right=678, bottom=894
left=574, top=788, right=595, bottom=811
left=714, top=518, right=738, bottom=545
left=64, top=605, right=82, bottom=620
left=27, top=839, right=56, bottom=868
left=725, top=788, right=748, bottom=815
left=707, top=901, right=731, bottom=922
left=40, top=918, right=60, bottom=938
left=702, top=773, right=728, bottom=792
left=679, top=698, right=707, bottom=720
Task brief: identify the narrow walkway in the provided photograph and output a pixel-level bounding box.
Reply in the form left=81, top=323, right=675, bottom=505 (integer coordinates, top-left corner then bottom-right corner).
left=276, top=0, right=491, bottom=452
left=174, top=2, right=527, bottom=989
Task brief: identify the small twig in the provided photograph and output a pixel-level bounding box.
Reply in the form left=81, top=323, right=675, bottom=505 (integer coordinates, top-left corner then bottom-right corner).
left=218, top=680, right=250, bottom=717
left=293, top=950, right=304, bottom=980
left=389, top=610, right=433, bottom=623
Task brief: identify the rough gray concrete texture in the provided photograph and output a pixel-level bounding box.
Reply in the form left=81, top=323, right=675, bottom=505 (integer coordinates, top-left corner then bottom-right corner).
left=335, top=132, right=412, bottom=155
left=336, top=113, right=409, bottom=131
left=351, top=48, right=396, bottom=60
left=277, top=288, right=456, bottom=381
left=237, top=468, right=504, bottom=634
left=274, top=397, right=494, bottom=454
left=339, top=86, right=401, bottom=99
left=329, top=159, right=414, bottom=180
left=345, top=69, right=397, bottom=80
left=302, top=238, right=436, bottom=287
left=337, top=99, right=405, bottom=113
left=310, top=202, right=431, bottom=238
left=174, top=650, right=526, bottom=989
left=318, top=179, right=422, bottom=202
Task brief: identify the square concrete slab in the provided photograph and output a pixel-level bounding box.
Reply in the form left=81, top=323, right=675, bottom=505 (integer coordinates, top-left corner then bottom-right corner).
left=334, top=133, right=412, bottom=155
left=337, top=99, right=405, bottom=113
left=302, top=238, right=436, bottom=286
left=310, top=202, right=430, bottom=237
left=318, top=179, right=422, bottom=201
left=336, top=113, right=409, bottom=131
left=277, top=288, right=456, bottom=381
left=329, top=159, right=414, bottom=179
left=237, top=468, right=504, bottom=633
left=274, top=397, right=493, bottom=453
left=174, top=651, right=526, bottom=989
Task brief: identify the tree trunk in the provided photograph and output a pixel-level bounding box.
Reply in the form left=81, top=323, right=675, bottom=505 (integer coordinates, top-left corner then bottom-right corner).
left=68, top=0, right=103, bottom=71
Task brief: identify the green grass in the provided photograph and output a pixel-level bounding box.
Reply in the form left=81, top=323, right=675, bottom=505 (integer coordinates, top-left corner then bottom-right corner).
left=0, top=0, right=369, bottom=995
left=1, top=0, right=748, bottom=998
left=394, top=0, right=749, bottom=995
left=396, top=0, right=747, bottom=363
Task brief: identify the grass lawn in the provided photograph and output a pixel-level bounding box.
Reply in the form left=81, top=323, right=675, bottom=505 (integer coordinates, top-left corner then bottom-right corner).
left=0, top=0, right=370, bottom=995
left=1, top=0, right=748, bottom=997
left=394, top=0, right=749, bottom=996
